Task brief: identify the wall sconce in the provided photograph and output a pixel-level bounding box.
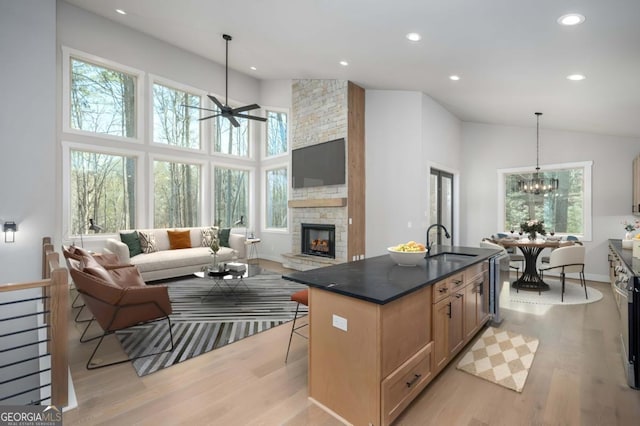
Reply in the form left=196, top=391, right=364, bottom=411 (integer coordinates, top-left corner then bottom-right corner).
left=3, top=221, right=17, bottom=243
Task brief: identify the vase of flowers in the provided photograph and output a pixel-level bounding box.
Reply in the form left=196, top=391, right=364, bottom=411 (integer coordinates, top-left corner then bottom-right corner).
left=209, top=238, right=220, bottom=268
left=520, top=219, right=546, bottom=241
left=622, top=219, right=640, bottom=240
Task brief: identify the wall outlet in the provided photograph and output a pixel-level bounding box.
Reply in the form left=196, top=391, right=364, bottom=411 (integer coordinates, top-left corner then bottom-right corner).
left=332, top=314, right=348, bottom=331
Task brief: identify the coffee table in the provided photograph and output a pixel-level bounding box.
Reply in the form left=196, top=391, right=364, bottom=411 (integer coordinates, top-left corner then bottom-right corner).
left=194, top=263, right=260, bottom=300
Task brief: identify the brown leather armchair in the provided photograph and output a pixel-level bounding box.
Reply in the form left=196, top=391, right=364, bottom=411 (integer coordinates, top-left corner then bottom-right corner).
left=68, top=255, right=174, bottom=369
left=62, top=245, right=124, bottom=323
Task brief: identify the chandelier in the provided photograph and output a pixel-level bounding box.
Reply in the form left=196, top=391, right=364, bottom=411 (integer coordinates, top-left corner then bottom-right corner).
left=518, top=112, right=559, bottom=194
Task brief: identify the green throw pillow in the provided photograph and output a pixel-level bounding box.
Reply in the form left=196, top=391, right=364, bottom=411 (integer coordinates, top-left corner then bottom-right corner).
left=120, top=231, right=143, bottom=257
left=219, top=228, right=231, bottom=247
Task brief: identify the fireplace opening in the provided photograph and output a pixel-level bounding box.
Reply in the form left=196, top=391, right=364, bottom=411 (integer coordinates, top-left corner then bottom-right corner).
left=301, top=223, right=335, bottom=259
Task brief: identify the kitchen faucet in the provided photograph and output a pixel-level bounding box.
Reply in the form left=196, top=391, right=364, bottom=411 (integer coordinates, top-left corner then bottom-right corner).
left=426, top=224, right=451, bottom=257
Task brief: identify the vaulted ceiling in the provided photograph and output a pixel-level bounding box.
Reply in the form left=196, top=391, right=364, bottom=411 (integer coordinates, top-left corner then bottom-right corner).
left=64, top=0, right=640, bottom=138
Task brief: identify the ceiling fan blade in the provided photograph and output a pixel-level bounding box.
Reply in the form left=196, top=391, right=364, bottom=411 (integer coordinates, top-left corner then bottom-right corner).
left=228, top=115, right=241, bottom=128
left=207, top=95, right=225, bottom=111
left=231, top=104, right=260, bottom=114
left=199, top=113, right=222, bottom=121
left=181, top=104, right=218, bottom=113
left=234, top=113, right=268, bottom=122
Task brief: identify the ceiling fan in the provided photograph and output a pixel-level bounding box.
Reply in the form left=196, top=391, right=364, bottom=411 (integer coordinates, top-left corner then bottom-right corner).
left=185, top=34, right=266, bottom=128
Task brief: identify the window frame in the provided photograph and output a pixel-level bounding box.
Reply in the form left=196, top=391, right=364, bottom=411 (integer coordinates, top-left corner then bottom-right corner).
left=61, top=141, right=145, bottom=239
left=262, top=107, right=289, bottom=160
left=62, top=47, right=145, bottom=144
left=148, top=74, right=208, bottom=153
left=212, top=162, right=255, bottom=230
left=148, top=154, right=208, bottom=228
left=262, top=164, right=289, bottom=233
left=497, top=161, right=593, bottom=241
left=210, top=96, right=256, bottom=160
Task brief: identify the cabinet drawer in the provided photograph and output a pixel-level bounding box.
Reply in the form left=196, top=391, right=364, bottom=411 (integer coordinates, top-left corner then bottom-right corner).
left=448, top=273, right=465, bottom=291
left=464, top=261, right=487, bottom=282
left=382, top=342, right=433, bottom=426
left=432, top=279, right=450, bottom=302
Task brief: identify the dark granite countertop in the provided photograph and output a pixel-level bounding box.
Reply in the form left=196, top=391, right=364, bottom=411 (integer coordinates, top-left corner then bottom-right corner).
left=282, top=245, right=500, bottom=304
left=609, top=239, right=640, bottom=276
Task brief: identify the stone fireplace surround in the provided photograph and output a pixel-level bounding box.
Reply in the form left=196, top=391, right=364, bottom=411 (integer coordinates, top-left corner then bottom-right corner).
left=282, top=80, right=350, bottom=271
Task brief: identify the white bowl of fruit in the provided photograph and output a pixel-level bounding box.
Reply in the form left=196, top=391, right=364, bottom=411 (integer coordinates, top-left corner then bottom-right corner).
left=387, top=241, right=427, bottom=266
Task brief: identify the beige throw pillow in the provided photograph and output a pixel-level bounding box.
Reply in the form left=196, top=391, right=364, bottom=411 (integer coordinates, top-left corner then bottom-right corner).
left=201, top=226, right=219, bottom=247
left=139, top=231, right=158, bottom=254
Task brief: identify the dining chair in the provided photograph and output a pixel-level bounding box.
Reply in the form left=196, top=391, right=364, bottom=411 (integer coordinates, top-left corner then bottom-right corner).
left=541, top=236, right=582, bottom=264
left=538, top=245, right=587, bottom=301
left=285, top=288, right=309, bottom=363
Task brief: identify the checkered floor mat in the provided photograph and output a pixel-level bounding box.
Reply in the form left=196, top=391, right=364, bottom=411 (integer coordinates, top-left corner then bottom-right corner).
left=456, top=327, right=539, bottom=392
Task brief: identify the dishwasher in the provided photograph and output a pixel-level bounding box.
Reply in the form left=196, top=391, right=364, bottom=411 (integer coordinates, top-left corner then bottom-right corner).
left=489, top=251, right=511, bottom=325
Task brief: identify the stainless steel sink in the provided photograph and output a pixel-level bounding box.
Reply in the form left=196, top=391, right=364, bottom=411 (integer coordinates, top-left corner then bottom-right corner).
left=427, top=252, right=477, bottom=263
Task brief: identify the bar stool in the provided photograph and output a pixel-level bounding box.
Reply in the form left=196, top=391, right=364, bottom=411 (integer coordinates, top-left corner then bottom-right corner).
left=285, top=288, right=309, bottom=363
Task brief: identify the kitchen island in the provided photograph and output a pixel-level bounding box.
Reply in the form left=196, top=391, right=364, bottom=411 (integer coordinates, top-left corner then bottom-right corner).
left=283, top=245, right=500, bottom=426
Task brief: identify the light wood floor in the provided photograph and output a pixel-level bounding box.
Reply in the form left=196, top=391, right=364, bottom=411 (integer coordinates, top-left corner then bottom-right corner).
left=63, top=261, right=640, bottom=425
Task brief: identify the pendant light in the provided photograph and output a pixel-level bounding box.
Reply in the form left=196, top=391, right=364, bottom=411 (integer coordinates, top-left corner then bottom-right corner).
left=517, top=112, right=559, bottom=194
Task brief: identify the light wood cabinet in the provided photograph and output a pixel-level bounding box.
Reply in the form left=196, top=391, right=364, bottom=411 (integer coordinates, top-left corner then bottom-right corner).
left=464, top=270, right=490, bottom=340
left=308, top=261, right=490, bottom=425
left=432, top=262, right=490, bottom=375
left=381, top=342, right=433, bottom=425
left=432, top=296, right=450, bottom=372
left=448, top=291, right=465, bottom=355
left=309, top=285, right=432, bottom=426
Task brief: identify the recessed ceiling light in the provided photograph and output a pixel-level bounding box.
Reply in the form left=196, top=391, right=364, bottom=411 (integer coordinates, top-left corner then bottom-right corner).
left=557, top=13, right=585, bottom=26
left=339, top=61, right=349, bottom=67
left=250, top=66, right=257, bottom=71
left=449, top=75, right=460, bottom=81
left=115, top=9, right=127, bottom=15
left=567, top=74, right=586, bottom=81
left=406, top=32, right=422, bottom=42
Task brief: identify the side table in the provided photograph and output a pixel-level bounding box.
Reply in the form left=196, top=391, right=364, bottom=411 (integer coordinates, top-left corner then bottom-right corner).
left=245, top=237, right=261, bottom=266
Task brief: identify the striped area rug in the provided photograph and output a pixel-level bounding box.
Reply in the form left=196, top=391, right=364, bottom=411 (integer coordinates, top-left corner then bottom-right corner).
left=116, top=273, right=308, bottom=376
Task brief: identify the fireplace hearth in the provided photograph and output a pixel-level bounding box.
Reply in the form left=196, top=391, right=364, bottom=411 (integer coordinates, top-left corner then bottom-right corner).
left=301, top=223, right=335, bottom=259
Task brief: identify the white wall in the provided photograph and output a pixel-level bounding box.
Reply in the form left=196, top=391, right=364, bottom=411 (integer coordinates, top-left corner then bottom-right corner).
left=461, top=122, right=640, bottom=281
left=0, top=0, right=57, bottom=405
left=421, top=93, right=463, bottom=244
left=365, top=90, right=462, bottom=256
left=0, top=0, right=57, bottom=283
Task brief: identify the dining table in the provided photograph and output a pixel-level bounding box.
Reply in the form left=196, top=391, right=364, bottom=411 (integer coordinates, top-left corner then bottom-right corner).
left=498, top=238, right=574, bottom=292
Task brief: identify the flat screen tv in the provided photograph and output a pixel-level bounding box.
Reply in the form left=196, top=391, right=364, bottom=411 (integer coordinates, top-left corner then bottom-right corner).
left=292, top=138, right=346, bottom=189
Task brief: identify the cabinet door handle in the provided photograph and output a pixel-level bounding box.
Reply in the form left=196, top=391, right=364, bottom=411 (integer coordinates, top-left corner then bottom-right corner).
left=406, top=373, right=422, bottom=388
left=452, top=279, right=463, bottom=286
left=447, top=302, right=452, bottom=318
left=439, top=287, right=448, bottom=293
left=476, top=282, right=484, bottom=295
left=455, top=293, right=463, bottom=299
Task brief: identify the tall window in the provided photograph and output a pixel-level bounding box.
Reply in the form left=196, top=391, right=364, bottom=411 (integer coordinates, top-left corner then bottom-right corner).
left=70, top=149, right=136, bottom=234
left=214, top=167, right=249, bottom=228
left=500, top=162, right=592, bottom=238
left=265, top=167, right=288, bottom=229
left=213, top=110, right=249, bottom=157
left=153, top=83, right=201, bottom=149
left=153, top=160, right=200, bottom=227
left=70, top=57, right=137, bottom=138
left=266, top=110, right=288, bottom=157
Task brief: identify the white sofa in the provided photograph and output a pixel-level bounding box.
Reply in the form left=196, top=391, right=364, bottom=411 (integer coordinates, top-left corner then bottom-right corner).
left=105, top=227, right=246, bottom=282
